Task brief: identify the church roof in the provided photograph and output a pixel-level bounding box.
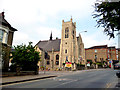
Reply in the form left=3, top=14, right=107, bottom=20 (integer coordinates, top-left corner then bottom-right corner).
left=36, top=39, right=61, bottom=52
left=0, top=12, right=17, bottom=31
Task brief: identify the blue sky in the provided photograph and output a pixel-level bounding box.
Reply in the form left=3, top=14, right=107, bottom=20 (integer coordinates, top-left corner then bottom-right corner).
left=1, top=0, right=118, bottom=48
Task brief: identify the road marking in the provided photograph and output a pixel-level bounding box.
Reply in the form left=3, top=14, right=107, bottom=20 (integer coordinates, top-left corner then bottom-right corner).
left=0, top=78, right=52, bottom=87
left=53, top=79, right=78, bottom=88
left=106, top=83, right=112, bottom=88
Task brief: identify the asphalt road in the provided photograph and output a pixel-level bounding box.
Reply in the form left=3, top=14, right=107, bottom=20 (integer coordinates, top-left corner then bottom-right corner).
left=2, top=69, right=119, bottom=88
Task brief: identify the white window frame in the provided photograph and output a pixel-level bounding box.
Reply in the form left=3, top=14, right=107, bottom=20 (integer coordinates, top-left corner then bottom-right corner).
left=0, top=27, right=9, bottom=44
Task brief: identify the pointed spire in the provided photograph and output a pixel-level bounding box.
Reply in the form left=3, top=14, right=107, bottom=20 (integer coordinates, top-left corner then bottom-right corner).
left=71, top=16, right=72, bottom=22
left=50, top=31, right=53, bottom=40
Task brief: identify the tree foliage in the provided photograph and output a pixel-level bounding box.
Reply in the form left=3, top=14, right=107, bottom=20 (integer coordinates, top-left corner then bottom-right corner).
left=93, top=1, right=120, bottom=38
left=10, top=42, right=40, bottom=71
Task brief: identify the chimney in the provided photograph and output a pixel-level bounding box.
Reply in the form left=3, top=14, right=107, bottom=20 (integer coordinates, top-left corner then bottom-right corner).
left=1, top=12, right=5, bottom=18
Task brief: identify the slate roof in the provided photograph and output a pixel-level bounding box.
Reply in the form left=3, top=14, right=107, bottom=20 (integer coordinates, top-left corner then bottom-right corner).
left=108, top=46, right=116, bottom=49
left=36, top=39, right=61, bottom=52
left=86, top=45, right=108, bottom=49
left=0, top=12, right=17, bottom=31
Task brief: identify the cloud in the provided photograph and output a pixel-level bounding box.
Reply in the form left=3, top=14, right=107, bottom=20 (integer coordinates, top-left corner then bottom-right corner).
left=1, top=0, right=118, bottom=48
left=1, top=0, right=96, bottom=24
left=36, top=27, right=61, bottom=40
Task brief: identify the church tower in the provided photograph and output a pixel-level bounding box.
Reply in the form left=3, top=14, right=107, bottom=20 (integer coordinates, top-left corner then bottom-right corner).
left=59, top=18, right=77, bottom=69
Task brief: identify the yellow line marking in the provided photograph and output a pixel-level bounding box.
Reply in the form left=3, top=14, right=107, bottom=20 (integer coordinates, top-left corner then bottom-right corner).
left=106, top=83, right=112, bottom=88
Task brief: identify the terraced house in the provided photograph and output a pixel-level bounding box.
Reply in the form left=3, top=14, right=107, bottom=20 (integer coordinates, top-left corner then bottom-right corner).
left=35, top=18, right=86, bottom=70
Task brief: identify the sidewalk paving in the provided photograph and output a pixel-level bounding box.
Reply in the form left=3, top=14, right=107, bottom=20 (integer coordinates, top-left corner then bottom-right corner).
left=1, top=72, right=57, bottom=85
left=1, top=69, right=106, bottom=85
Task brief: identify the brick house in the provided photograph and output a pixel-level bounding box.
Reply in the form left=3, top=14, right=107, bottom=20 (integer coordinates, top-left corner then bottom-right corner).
left=85, top=45, right=117, bottom=68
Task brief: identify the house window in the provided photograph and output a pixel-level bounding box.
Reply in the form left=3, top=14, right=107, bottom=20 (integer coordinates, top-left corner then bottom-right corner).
left=0, top=29, right=8, bottom=44
left=95, top=49, right=97, bottom=53
left=0, top=30, right=4, bottom=42
left=65, top=49, right=67, bottom=53
left=5, top=33, right=8, bottom=43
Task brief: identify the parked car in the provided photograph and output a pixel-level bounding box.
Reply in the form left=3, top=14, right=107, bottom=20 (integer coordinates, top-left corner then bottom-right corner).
left=116, top=71, right=120, bottom=78
left=114, top=64, right=120, bottom=70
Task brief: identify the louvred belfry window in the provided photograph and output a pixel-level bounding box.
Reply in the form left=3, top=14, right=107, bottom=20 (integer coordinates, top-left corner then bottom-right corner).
left=65, top=27, right=69, bottom=38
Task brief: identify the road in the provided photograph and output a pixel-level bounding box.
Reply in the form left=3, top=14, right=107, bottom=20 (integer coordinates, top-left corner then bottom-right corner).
left=2, top=69, right=119, bottom=88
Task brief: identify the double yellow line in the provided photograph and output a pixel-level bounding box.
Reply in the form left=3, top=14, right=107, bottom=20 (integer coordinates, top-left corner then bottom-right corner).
left=106, top=83, right=112, bottom=88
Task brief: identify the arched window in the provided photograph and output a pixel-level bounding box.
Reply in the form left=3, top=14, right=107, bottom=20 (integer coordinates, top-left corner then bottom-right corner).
left=56, top=54, right=59, bottom=60
left=65, top=27, right=69, bottom=38
left=56, top=54, right=59, bottom=65
left=65, top=49, right=67, bottom=53
left=46, top=55, right=50, bottom=65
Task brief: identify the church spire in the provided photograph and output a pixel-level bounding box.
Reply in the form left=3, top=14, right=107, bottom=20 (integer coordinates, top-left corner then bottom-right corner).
left=70, top=16, right=72, bottom=22
left=50, top=31, right=53, bottom=40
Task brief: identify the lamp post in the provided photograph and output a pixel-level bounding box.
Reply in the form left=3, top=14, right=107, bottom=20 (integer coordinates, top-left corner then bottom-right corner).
left=79, top=30, right=87, bottom=69
left=118, top=31, right=120, bottom=61
left=109, top=43, right=116, bottom=69
left=95, top=55, right=97, bottom=69
left=79, top=31, right=87, bottom=33
left=44, top=51, right=47, bottom=74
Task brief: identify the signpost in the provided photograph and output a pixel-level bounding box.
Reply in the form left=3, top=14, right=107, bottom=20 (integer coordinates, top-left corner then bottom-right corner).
left=65, top=62, right=72, bottom=68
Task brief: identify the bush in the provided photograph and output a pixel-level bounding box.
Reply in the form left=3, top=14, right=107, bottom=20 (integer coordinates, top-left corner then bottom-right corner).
left=10, top=42, right=40, bottom=71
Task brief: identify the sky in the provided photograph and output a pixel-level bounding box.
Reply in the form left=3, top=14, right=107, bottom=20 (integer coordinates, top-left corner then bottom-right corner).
left=0, top=0, right=119, bottom=48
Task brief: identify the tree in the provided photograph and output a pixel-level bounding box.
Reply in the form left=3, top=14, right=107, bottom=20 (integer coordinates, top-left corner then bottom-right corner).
left=93, top=1, right=120, bottom=38
left=10, top=42, right=40, bottom=71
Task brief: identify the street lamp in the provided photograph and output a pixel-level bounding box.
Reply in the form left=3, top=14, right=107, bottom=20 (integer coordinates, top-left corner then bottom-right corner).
left=95, top=55, right=97, bottom=69
left=79, top=30, right=87, bottom=69
left=109, top=43, right=116, bottom=69
left=79, top=31, right=87, bottom=34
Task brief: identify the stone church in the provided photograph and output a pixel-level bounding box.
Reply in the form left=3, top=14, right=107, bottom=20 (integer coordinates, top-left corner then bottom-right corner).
left=35, top=18, right=86, bottom=70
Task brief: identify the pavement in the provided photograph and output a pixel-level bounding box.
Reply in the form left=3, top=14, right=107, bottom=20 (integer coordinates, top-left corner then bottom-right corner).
left=0, top=69, right=110, bottom=85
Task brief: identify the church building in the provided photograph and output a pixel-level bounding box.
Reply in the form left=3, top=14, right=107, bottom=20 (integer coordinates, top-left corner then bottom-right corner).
left=35, top=18, right=86, bottom=70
